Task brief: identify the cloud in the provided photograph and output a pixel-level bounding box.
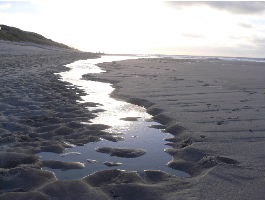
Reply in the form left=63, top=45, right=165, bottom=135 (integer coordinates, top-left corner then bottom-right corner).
left=238, top=23, right=253, bottom=28
left=182, top=33, right=204, bottom=38
left=252, top=37, right=265, bottom=47
left=229, top=35, right=248, bottom=40
left=165, top=1, right=265, bottom=15
left=0, top=3, right=11, bottom=10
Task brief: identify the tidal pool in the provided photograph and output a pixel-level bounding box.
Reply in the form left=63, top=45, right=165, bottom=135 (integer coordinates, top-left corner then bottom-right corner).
left=39, top=55, right=190, bottom=179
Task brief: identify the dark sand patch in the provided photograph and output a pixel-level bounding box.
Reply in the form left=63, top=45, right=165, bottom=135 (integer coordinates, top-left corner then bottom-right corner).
left=0, top=152, right=38, bottom=168
left=103, top=161, right=123, bottom=167
left=95, top=147, right=146, bottom=158
left=87, top=159, right=97, bottom=163
left=40, top=160, right=85, bottom=170
left=144, top=170, right=174, bottom=182
left=83, top=169, right=145, bottom=186
left=0, top=192, right=50, bottom=200
left=120, top=117, right=141, bottom=121
left=166, top=146, right=239, bottom=176
left=148, top=124, right=166, bottom=129
left=165, top=124, right=185, bottom=135
left=40, top=180, right=110, bottom=200
left=82, top=169, right=188, bottom=200
left=101, top=135, right=125, bottom=142
left=0, top=166, right=56, bottom=193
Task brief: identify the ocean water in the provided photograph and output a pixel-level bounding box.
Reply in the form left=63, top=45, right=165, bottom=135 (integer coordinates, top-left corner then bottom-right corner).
left=150, top=54, right=265, bottom=63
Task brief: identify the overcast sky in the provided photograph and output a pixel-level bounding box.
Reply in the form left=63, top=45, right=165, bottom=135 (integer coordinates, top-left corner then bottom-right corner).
left=1, top=0, right=265, bottom=58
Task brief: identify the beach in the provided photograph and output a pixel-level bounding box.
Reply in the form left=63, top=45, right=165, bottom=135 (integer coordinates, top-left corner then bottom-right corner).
left=0, top=40, right=265, bottom=200
left=85, top=57, right=265, bottom=199
left=0, top=41, right=188, bottom=200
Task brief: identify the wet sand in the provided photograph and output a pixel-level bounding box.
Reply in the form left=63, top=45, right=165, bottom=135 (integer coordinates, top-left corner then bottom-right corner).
left=0, top=42, right=189, bottom=200
left=83, top=57, right=265, bottom=199
left=1, top=40, right=264, bottom=200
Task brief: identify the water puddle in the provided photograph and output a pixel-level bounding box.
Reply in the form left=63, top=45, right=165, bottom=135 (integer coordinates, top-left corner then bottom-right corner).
left=39, top=55, right=190, bottom=179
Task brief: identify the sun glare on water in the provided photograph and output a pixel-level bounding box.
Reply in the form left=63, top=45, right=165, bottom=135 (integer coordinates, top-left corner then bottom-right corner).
left=61, top=55, right=151, bottom=132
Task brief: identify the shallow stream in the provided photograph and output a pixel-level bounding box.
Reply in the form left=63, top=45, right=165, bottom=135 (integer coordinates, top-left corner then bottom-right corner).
left=39, top=55, right=190, bottom=179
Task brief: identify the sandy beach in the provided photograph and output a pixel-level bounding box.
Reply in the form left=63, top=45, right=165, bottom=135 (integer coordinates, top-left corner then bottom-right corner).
left=85, top=57, right=265, bottom=199
left=1, top=0, right=265, bottom=198
left=0, top=40, right=265, bottom=200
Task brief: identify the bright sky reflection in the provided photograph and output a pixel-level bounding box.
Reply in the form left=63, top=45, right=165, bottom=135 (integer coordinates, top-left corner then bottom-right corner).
left=61, top=55, right=151, bottom=133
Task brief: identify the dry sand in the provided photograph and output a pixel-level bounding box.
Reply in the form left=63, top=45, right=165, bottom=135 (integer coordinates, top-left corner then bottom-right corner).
left=1, top=40, right=264, bottom=200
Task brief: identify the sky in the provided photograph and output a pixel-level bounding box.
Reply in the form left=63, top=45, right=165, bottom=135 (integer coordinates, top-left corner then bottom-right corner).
left=0, top=0, right=265, bottom=58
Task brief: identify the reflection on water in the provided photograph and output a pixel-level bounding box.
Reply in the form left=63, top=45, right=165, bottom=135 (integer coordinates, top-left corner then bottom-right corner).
left=39, top=55, right=190, bottom=179
left=62, top=56, right=149, bottom=133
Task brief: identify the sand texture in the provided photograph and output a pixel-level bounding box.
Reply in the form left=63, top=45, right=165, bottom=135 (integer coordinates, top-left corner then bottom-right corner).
left=1, top=40, right=264, bottom=199
left=0, top=41, right=193, bottom=200
left=83, top=57, right=265, bottom=200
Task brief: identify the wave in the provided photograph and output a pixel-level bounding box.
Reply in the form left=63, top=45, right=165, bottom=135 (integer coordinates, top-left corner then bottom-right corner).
left=146, top=54, right=265, bottom=63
